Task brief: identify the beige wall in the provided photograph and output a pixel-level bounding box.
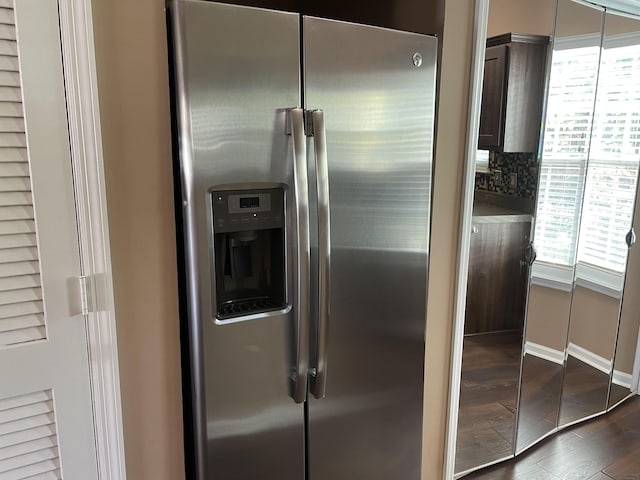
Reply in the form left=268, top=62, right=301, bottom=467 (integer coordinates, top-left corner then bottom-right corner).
left=91, top=0, right=185, bottom=479
left=527, top=284, right=624, bottom=363
left=556, top=0, right=603, bottom=38
left=422, top=0, right=472, bottom=477
left=91, top=0, right=473, bottom=478
left=487, top=0, right=555, bottom=37
left=568, top=286, right=620, bottom=361
left=605, top=10, right=640, bottom=36
left=525, top=284, right=572, bottom=353
left=555, top=0, right=640, bottom=39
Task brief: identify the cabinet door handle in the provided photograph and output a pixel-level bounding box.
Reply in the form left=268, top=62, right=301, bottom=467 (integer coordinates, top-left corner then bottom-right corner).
left=524, top=242, right=537, bottom=265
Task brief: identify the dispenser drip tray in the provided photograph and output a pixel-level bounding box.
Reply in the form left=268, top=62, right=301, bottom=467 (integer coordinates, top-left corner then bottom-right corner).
left=217, top=296, right=285, bottom=319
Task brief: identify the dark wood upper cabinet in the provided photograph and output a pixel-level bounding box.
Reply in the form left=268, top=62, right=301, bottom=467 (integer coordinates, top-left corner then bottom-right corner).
left=478, top=34, right=549, bottom=153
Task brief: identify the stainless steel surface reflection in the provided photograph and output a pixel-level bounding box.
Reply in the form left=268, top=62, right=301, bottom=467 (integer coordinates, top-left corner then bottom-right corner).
left=175, top=2, right=304, bottom=478
left=170, top=2, right=436, bottom=479
left=304, top=17, right=435, bottom=480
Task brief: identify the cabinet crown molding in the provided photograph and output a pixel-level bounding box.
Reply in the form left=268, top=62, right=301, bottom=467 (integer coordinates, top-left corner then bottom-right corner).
left=487, top=33, right=550, bottom=47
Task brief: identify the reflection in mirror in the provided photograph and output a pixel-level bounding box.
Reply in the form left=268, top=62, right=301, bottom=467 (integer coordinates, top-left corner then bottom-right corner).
left=517, top=0, right=604, bottom=449
left=609, top=177, right=640, bottom=407
left=454, top=0, right=554, bottom=474
left=603, top=9, right=640, bottom=408
left=558, top=5, right=640, bottom=426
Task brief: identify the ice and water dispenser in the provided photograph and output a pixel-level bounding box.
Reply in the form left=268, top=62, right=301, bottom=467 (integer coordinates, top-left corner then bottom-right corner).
left=211, top=187, right=286, bottom=319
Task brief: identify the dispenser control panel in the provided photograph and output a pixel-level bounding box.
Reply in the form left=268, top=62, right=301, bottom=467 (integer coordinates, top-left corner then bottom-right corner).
left=212, top=188, right=285, bottom=234
left=210, top=187, right=287, bottom=320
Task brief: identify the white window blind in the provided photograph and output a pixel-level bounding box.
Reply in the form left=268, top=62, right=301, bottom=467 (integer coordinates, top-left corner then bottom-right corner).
left=535, top=44, right=600, bottom=266
left=0, top=1, right=45, bottom=348
left=577, top=39, right=640, bottom=275
left=534, top=33, right=640, bottom=294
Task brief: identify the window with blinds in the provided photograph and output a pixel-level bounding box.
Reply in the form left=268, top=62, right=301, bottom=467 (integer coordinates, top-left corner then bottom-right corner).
left=0, top=1, right=45, bottom=348
left=534, top=44, right=600, bottom=266
left=534, top=33, right=640, bottom=293
left=577, top=38, right=640, bottom=275
left=0, top=389, right=62, bottom=479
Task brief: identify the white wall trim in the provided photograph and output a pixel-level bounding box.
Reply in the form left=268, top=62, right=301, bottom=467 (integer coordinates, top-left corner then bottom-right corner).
left=554, top=31, right=602, bottom=50
left=524, top=341, right=565, bottom=365
left=574, top=262, right=624, bottom=299
left=443, top=1, right=490, bottom=479
left=578, top=0, right=640, bottom=18
left=612, top=370, right=633, bottom=389
left=566, top=342, right=612, bottom=375
left=57, top=0, right=126, bottom=479
left=530, top=260, right=625, bottom=298
left=530, top=260, right=574, bottom=292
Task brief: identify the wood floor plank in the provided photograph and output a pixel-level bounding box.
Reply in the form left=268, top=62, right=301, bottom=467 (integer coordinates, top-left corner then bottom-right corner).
left=462, top=461, right=561, bottom=480
left=463, top=398, right=640, bottom=480
left=586, top=473, right=614, bottom=480
left=536, top=444, right=624, bottom=479
left=601, top=443, right=640, bottom=479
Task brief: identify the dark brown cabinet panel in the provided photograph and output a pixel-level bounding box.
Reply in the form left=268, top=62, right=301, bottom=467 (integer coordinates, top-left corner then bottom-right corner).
left=478, top=45, right=508, bottom=149
left=478, top=34, right=549, bottom=153
left=465, top=221, right=531, bottom=334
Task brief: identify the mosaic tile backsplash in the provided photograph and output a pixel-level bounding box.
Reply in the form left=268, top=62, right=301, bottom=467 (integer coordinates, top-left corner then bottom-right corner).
left=475, top=151, right=539, bottom=199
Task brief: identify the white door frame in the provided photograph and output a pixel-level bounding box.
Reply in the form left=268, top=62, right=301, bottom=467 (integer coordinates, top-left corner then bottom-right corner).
left=442, top=1, right=490, bottom=479
left=57, top=0, right=126, bottom=478
left=632, top=327, right=640, bottom=393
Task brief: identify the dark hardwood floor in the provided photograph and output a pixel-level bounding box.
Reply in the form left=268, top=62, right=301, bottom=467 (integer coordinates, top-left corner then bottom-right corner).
left=456, top=332, right=523, bottom=473
left=516, top=355, right=563, bottom=451
left=558, top=356, right=610, bottom=426
left=463, top=395, right=640, bottom=480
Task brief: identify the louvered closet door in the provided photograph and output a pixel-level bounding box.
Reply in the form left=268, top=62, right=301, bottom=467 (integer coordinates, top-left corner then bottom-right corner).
left=0, top=1, right=99, bottom=479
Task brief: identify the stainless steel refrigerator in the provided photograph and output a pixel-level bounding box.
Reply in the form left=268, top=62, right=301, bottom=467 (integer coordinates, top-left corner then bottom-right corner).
left=167, top=1, right=436, bottom=478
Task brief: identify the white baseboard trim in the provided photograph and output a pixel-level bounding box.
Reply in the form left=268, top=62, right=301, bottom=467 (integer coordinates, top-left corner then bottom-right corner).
left=524, top=341, right=565, bottom=365
left=567, top=342, right=612, bottom=375
left=612, top=369, right=633, bottom=389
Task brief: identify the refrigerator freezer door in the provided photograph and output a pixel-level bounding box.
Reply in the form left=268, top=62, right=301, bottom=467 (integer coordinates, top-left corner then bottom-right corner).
left=303, top=17, right=436, bottom=480
left=170, top=1, right=304, bottom=478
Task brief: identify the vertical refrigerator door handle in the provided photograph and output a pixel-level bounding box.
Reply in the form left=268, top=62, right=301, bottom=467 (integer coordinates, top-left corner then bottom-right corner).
left=289, top=107, right=310, bottom=404
left=310, top=109, right=331, bottom=399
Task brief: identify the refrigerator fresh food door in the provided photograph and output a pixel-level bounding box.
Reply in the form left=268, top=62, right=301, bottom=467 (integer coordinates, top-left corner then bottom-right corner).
left=303, top=17, right=436, bottom=480
left=169, top=1, right=306, bottom=478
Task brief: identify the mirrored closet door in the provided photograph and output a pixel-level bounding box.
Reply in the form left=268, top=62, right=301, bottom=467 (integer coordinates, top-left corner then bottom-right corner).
left=454, top=0, right=554, bottom=475
left=600, top=10, right=640, bottom=410
left=453, top=0, right=640, bottom=477
left=521, top=0, right=605, bottom=438
left=557, top=6, right=640, bottom=428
